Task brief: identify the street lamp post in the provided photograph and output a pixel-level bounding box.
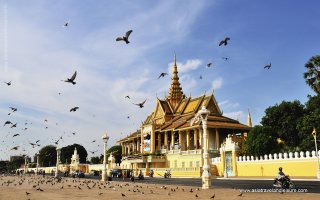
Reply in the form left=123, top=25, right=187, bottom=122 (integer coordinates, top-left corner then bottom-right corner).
left=55, top=148, right=61, bottom=178
left=36, top=153, right=40, bottom=175
left=312, top=128, right=320, bottom=179
left=191, top=105, right=211, bottom=189
left=101, top=132, right=110, bottom=181
left=24, top=156, right=28, bottom=175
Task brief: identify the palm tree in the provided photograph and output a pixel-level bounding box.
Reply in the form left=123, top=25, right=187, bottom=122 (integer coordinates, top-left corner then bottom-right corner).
left=304, top=55, right=320, bottom=95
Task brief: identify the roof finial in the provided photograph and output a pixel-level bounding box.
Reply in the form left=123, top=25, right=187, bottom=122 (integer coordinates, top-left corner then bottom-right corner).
left=174, top=51, right=176, bottom=66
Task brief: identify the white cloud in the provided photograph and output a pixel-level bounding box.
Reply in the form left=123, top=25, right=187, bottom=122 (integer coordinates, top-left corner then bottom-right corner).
left=218, top=100, right=240, bottom=109
left=211, top=77, right=223, bottom=90
left=224, top=111, right=243, bottom=121
left=168, top=59, right=203, bottom=74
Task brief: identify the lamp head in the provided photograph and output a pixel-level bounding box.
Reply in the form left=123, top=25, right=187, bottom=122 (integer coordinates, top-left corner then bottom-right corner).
left=102, top=132, right=109, bottom=143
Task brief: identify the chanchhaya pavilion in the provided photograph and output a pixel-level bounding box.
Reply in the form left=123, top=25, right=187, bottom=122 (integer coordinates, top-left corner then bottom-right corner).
left=118, top=54, right=251, bottom=177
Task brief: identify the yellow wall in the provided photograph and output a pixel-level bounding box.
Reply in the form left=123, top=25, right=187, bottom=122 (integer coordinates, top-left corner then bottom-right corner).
left=236, top=158, right=318, bottom=177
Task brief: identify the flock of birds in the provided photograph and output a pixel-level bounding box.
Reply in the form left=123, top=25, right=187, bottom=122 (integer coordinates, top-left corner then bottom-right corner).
left=0, top=175, right=248, bottom=200
left=1, top=21, right=272, bottom=161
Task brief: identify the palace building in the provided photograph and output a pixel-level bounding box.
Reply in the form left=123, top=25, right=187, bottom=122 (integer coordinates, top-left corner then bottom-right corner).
left=118, top=54, right=251, bottom=177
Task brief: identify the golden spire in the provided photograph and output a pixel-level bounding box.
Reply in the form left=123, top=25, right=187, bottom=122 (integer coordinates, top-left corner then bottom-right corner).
left=167, top=52, right=185, bottom=110
left=247, top=109, right=252, bottom=127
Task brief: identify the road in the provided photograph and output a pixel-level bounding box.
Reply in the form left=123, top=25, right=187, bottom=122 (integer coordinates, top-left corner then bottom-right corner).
left=86, top=175, right=320, bottom=193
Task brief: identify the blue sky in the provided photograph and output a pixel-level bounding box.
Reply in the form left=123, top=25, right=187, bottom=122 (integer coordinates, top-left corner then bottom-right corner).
left=0, top=0, right=319, bottom=161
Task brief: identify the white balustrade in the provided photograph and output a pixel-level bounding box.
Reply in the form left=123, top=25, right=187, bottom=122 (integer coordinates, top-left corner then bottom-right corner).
left=264, top=155, right=268, bottom=160
left=284, top=153, right=288, bottom=159
left=273, top=153, right=278, bottom=159
left=268, top=154, right=273, bottom=160
left=278, top=153, right=283, bottom=159
left=294, top=152, right=299, bottom=159
left=289, top=152, right=293, bottom=159
left=299, top=151, right=304, bottom=158
left=306, top=151, right=310, bottom=158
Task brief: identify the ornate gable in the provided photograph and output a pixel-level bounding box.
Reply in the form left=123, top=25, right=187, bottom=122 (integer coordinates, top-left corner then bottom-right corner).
left=204, top=93, right=222, bottom=115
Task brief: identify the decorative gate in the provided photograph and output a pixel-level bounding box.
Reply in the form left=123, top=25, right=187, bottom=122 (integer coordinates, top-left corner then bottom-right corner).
left=225, top=151, right=233, bottom=176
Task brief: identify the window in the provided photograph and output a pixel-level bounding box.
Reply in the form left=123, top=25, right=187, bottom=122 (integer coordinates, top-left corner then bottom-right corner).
left=196, top=161, right=200, bottom=168
left=189, top=161, right=193, bottom=168
left=174, top=160, right=177, bottom=168
left=182, top=162, right=185, bottom=168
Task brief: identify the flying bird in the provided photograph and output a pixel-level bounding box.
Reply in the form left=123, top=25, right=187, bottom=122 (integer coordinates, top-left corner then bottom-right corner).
left=206, top=63, right=213, bottom=68
left=133, top=99, right=147, bottom=108
left=11, top=145, right=20, bottom=150
left=219, top=37, right=230, bottom=46
left=89, top=150, right=98, bottom=154
left=70, top=107, right=79, bottom=112
left=199, top=75, right=203, bottom=80
left=4, top=81, right=11, bottom=86
left=26, top=192, right=31, bottom=195
left=9, top=107, right=17, bottom=112
left=125, top=95, right=130, bottom=99
left=222, top=57, right=229, bottom=61
left=158, top=73, right=168, bottom=79
left=36, top=140, right=40, bottom=143
left=62, top=71, right=77, bottom=85
left=116, top=30, right=133, bottom=44
left=3, top=121, right=12, bottom=126
left=264, top=63, right=272, bottom=69
left=63, top=20, right=70, bottom=27
left=10, top=123, right=17, bottom=128
left=12, top=134, right=20, bottom=137
left=92, top=140, right=96, bottom=143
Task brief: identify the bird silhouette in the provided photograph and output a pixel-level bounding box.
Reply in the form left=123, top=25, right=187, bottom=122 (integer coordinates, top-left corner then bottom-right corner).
left=11, top=145, right=20, bottom=150
left=92, top=140, right=96, bottom=143
left=10, top=123, right=17, bottom=128
left=121, top=193, right=126, bottom=197
left=70, top=107, right=79, bottom=112
left=62, top=71, right=77, bottom=84
left=264, top=63, right=272, bottom=69
left=36, top=140, right=40, bottom=143
left=133, top=99, right=147, bottom=108
left=3, top=121, right=12, bottom=126
left=195, top=194, right=198, bottom=198
left=189, top=188, right=193, bottom=193
left=210, top=194, right=215, bottom=199
left=158, top=73, right=168, bottom=79
left=222, top=57, right=229, bottom=61
left=9, top=107, right=17, bottom=113
left=199, top=75, right=203, bottom=79
left=26, top=191, right=31, bottom=195
left=4, top=81, right=11, bottom=86
left=12, top=134, right=20, bottom=137
left=219, top=37, right=230, bottom=46
left=206, top=63, right=213, bottom=68
left=116, top=30, right=133, bottom=44
left=238, top=192, right=243, bottom=196
left=63, top=21, right=69, bottom=27
left=125, top=95, right=130, bottom=99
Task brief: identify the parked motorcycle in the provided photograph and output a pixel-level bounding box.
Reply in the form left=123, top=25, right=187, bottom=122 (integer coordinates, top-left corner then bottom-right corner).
left=273, top=175, right=295, bottom=189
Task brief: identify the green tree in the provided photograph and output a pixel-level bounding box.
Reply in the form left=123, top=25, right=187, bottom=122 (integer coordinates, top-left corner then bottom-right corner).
left=0, top=161, right=9, bottom=172
left=60, top=144, right=88, bottom=164
left=246, top=125, right=279, bottom=156
left=38, top=145, right=57, bottom=167
left=304, top=55, right=320, bottom=95
left=106, top=145, right=122, bottom=163
left=90, top=156, right=101, bottom=164
left=261, top=100, right=305, bottom=151
left=297, top=95, right=320, bottom=150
